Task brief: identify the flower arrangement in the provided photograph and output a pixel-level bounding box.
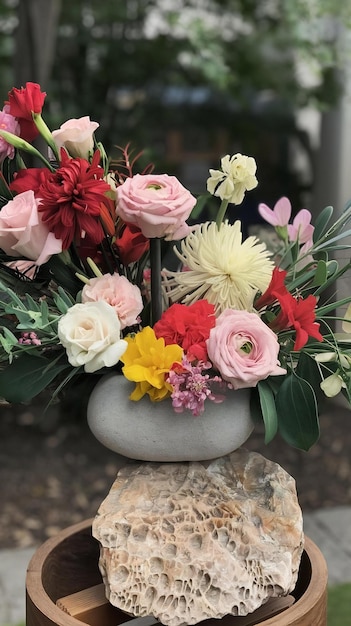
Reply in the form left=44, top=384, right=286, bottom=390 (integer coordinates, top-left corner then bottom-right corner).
left=1, top=82, right=351, bottom=451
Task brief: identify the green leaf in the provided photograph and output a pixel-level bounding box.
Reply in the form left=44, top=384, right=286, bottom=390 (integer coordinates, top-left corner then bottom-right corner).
left=0, top=171, right=13, bottom=204
left=257, top=380, right=278, bottom=443
left=52, top=286, right=76, bottom=314
left=0, top=354, right=69, bottom=403
left=312, top=260, right=328, bottom=286
left=313, top=205, right=334, bottom=242
left=190, top=193, right=210, bottom=220
left=296, top=352, right=325, bottom=405
left=276, top=373, right=320, bottom=451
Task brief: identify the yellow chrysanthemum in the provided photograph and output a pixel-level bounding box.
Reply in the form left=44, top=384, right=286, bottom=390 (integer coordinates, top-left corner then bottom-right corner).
left=164, top=220, right=274, bottom=313
left=121, top=326, right=183, bottom=402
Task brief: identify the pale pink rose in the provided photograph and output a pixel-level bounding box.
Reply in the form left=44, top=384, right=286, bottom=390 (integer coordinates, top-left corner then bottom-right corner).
left=81, top=273, right=143, bottom=329
left=206, top=309, right=286, bottom=389
left=52, top=116, right=99, bottom=159
left=0, top=107, right=20, bottom=161
left=0, top=190, right=62, bottom=265
left=116, top=173, right=196, bottom=240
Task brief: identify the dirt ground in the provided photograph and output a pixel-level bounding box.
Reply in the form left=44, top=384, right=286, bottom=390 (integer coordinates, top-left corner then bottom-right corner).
left=0, top=396, right=350, bottom=550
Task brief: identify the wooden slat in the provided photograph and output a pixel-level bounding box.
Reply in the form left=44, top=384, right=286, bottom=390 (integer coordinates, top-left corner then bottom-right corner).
left=57, top=582, right=294, bottom=626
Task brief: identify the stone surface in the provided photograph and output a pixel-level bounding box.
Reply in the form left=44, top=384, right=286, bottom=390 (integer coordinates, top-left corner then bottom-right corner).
left=87, top=374, right=254, bottom=461
left=93, top=449, right=304, bottom=626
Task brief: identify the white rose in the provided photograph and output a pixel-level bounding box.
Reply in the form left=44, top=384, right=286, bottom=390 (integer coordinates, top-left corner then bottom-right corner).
left=52, top=116, right=99, bottom=159
left=58, top=301, right=127, bottom=373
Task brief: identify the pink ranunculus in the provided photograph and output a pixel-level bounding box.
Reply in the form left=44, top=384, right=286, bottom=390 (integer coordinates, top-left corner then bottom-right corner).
left=116, top=173, right=196, bottom=240
left=288, top=209, right=314, bottom=244
left=0, top=190, right=63, bottom=265
left=81, top=273, right=143, bottom=330
left=52, top=116, right=99, bottom=159
left=206, top=309, right=286, bottom=389
left=0, top=107, right=20, bottom=161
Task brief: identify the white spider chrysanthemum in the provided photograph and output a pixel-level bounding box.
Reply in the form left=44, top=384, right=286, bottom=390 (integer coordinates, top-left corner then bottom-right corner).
left=164, top=220, right=274, bottom=313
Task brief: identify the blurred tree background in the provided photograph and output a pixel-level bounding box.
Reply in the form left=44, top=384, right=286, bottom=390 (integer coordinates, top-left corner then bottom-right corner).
left=0, top=0, right=350, bottom=221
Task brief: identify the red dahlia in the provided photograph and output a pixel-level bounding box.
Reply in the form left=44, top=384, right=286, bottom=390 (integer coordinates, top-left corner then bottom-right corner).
left=38, top=150, right=112, bottom=249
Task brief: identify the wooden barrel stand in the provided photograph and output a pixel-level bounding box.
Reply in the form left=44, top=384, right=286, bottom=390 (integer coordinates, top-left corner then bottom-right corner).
left=26, top=519, right=328, bottom=626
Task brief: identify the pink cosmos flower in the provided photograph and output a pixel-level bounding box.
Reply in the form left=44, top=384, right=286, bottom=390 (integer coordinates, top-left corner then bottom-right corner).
left=81, top=273, right=143, bottom=329
left=0, top=107, right=20, bottom=161
left=258, top=197, right=292, bottom=227
left=287, top=209, right=314, bottom=244
left=295, top=239, right=315, bottom=272
left=0, top=190, right=63, bottom=265
left=116, top=173, right=196, bottom=240
left=206, top=309, right=286, bottom=389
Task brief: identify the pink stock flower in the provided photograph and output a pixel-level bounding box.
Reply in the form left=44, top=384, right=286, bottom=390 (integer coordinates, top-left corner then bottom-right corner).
left=116, top=173, right=196, bottom=240
left=81, top=273, right=143, bottom=330
left=288, top=209, right=314, bottom=244
left=52, top=116, right=99, bottom=159
left=206, top=309, right=286, bottom=389
left=0, top=107, right=21, bottom=161
left=18, top=331, right=41, bottom=346
left=0, top=190, right=63, bottom=265
left=167, top=358, right=225, bottom=416
left=258, top=197, right=291, bottom=227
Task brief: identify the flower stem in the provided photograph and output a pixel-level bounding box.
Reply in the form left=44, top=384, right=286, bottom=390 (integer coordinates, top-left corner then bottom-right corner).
left=150, top=237, right=162, bottom=325
left=216, top=199, right=229, bottom=229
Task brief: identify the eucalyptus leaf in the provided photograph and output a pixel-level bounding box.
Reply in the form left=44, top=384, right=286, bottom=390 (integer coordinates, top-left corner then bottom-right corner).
left=312, top=260, right=328, bottom=286
left=0, top=354, right=69, bottom=403
left=276, top=374, right=320, bottom=451
left=313, top=205, right=333, bottom=242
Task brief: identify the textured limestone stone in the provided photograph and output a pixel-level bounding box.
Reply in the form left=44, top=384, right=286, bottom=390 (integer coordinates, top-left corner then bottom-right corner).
left=93, top=449, right=304, bottom=626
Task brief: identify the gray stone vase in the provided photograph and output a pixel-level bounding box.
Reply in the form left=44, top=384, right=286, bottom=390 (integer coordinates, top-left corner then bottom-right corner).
left=87, top=374, right=254, bottom=462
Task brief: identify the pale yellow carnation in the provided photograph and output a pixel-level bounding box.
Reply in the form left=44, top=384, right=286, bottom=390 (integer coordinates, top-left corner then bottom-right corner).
left=164, top=220, right=274, bottom=313
left=207, top=153, right=258, bottom=205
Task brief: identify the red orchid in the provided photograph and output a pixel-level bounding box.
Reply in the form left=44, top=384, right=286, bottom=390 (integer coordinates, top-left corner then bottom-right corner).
left=38, top=150, right=112, bottom=249
left=6, top=82, right=46, bottom=141
left=115, top=223, right=150, bottom=265
left=271, top=292, right=323, bottom=350
left=255, top=267, right=288, bottom=309
left=154, top=299, right=216, bottom=362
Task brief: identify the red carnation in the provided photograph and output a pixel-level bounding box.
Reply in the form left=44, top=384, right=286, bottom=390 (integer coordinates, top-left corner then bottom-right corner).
left=255, top=267, right=288, bottom=309
left=154, top=299, right=216, bottom=361
left=10, top=167, right=51, bottom=195
left=38, top=150, right=112, bottom=249
left=115, top=223, right=150, bottom=265
left=6, top=82, right=46, bottom=141
left=271, top=292, right=323, bottom=350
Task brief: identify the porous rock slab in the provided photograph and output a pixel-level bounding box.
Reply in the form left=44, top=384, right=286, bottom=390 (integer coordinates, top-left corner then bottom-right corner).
left=93, top=449, right=304, bottom=626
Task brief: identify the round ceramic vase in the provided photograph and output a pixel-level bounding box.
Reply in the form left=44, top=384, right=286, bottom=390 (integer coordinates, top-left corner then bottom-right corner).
left=87, top=374, right=254, bottom=462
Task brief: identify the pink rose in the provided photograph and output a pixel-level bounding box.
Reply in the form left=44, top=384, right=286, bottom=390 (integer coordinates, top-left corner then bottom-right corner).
left=52, top=116, right=99, bottom=159
left=0, top=190, right=62, bottom=265
left=206, top=309, right=286, bottom=389
left=0, top=107, right=20, bottom=161
left=81, top=273, right=143, bottom=329
left=116, top=173, right=196, bottom=240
